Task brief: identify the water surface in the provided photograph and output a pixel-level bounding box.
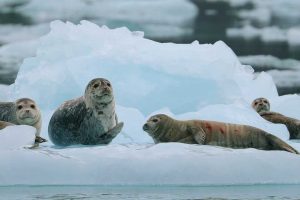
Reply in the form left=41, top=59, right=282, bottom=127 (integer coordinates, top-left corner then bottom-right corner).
left=2, top=185, right=300, bottom=200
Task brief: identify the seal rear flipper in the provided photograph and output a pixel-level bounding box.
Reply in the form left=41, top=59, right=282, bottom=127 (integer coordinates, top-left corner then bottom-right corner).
left=187, top=125, right=206, bottom=145
left=98, top=122, right=124, bottom=144
left=267, top=134, right=299, bottom=154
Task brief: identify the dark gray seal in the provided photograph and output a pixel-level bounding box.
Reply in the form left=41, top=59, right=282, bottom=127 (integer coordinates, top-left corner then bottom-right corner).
left=0, top=98, right=46, bottom=146
left=252, top=97, right=300, bottom=139
left=48, top=78, right=123, bottom=146
left=143, top=114, right=299, bottom=154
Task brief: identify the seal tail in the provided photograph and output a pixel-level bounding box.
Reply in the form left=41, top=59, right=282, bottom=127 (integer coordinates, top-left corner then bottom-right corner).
left=267, top=134, right=299, bottom=154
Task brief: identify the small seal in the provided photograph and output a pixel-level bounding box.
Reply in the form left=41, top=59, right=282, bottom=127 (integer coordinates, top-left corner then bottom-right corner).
left=143, top=114, right=299, bottom=154
left=48, top=78, right=124, bottom=146
left=0, top=98, right=46, bottom=146
left=252, top=97, right=300, bottom=139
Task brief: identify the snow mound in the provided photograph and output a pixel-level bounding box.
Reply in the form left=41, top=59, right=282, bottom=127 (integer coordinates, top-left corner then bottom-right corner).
left=0, top=125, right=36, bottom=149
left=10, top=20, right=278, bottom=114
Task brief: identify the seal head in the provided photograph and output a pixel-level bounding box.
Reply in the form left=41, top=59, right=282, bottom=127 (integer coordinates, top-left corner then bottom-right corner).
left=143, top=114, right=170, bottom=137
left=252, top=97, right=270, bottom=114
left=15, top=98, right=41, bottom=126
left=85, top=78, right=114, bottom=109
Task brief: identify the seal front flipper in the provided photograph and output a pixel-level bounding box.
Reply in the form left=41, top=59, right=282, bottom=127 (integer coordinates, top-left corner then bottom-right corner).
left=35, top=136, right=47, bottom=144
left=187, top=125, right=206, bottom=144
left=98, top=122, right=124, bottom=144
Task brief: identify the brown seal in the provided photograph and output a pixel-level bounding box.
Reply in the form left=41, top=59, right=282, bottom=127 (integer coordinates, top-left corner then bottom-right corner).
left=48, top=78, right=123, bottom=146
left=143, top=114, right=299, bottom=154
left=252, top=97, right=300, bottom=139
left=0, top=98, right=46, bottom=146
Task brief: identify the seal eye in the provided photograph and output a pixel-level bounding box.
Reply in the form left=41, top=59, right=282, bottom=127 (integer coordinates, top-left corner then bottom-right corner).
left=106, top=82, right=111, bottom=87
left=30, top=104, right=35, bottom=109
left=93, top=84, right=99, bottom=88
left=254, top=102, right=258, bottom=106
left=152, top=119, right=159, bottom=123
left=17, top=105, right=23, bottom=110
left=263, top=100, right=268, bottom=104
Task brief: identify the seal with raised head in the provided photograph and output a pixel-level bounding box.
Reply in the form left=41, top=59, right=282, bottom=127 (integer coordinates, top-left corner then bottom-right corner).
left=252, top=97, right=300, bottom=139
left=143, top=114, right=299, bottom=154
left=48, top=78, right=124, bottom=146
left=0, top=98, right=46, bottom=146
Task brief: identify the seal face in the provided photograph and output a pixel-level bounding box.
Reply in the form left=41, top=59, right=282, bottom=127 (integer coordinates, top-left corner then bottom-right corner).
left=0, top=98, right=45, bottom=146
left=48, top=78, right=123, bottom=146
left=252, top=97, right=300, bottom=139
left=143, top=114, right=299, bottom=154
left=15, top=98, right=41, bottom=126
left=252, top=97, right=270, bottom=114
left=0, top=98, right=42, bottom=133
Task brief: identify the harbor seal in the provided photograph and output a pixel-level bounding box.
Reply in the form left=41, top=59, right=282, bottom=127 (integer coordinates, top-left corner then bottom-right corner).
left=0, top=98, right=46, bottom=146
left=252, top=97, right=300, bottom=139
left=143, top=114, right=299, bottom=154
left=48, top=78, right=124, bottom=146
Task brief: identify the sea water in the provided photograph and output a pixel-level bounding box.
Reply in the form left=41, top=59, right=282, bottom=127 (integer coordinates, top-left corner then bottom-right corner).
left=1, top=185, right=300, bottom=200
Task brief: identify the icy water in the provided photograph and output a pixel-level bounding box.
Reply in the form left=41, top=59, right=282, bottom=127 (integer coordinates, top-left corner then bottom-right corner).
left=2, top=185, right=300, bottom=200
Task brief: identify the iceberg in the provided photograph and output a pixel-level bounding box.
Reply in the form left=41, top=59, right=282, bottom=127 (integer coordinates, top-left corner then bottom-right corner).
left=1, top=20, right=300, bottom=186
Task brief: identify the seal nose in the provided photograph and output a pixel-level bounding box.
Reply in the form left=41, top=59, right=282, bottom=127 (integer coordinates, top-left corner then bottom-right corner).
left=143, top=123, right=149, bottom=131
left=25, top=110, right=30, bottom=113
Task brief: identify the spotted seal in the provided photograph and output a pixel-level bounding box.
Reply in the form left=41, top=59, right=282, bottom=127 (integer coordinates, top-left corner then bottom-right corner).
left=143, top=114, right=298, bottom=154
left=48, top=78, right=123, bottom=146
left=252, top=97, right=300, bottom=139
left=0, top=98, right=46, bottom=146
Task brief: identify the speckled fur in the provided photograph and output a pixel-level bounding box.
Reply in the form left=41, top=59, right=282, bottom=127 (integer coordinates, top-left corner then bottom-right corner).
left=48, top=78, right=123, bottom=146
left=143, top=114, right=299, bottom=154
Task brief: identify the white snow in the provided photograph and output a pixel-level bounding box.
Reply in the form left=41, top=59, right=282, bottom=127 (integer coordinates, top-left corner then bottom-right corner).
left=0, top=125, right=36, bottom=150
left=0, top=132, right=300, bottom=186
left=1, top=20, right=300, bottom=186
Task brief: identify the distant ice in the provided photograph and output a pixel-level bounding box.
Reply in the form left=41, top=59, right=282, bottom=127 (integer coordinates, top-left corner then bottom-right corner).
left=210, top=0, right=300, bottom=27
left=13, top=0, right=197, bottom=40
left=0, top=23, right=49, bottom=45
left=0, top=39, right=39, bottom=83
left=239, top=55, right=300, bottom=71
left=239, top=55, right=300, bottom=89
left=226, top=25, right=300, bottom=44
